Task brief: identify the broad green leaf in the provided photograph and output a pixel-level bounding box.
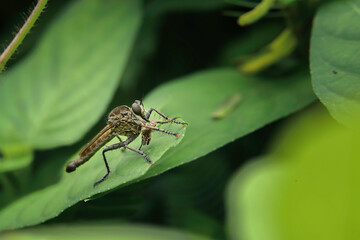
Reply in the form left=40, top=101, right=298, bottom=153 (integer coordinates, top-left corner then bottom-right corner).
left=227, top=106, right=360, bottom=240
left=137, top=67, right=315, bottom=181
left=2, top=223, right=206, bottom=240
left=310, top=0, right=360, bottom=128
left=0, top=67, right=313, bottom=230
left=0, top=0, right=141, bottom=155
left=0, top=123, right=186, bottom=231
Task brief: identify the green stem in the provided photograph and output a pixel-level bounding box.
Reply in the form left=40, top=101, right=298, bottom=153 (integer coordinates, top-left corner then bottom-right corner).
left=238, top=0, right=276, bottom=26
left=0, top=0, right=48, bottom=73
left=238, top=28, right=297, bottom=74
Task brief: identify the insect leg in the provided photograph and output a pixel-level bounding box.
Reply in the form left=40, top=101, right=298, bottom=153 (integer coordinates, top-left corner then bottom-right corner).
left=125, top=145, right=153, bottom=164
left=155, top=117, right=179, bottom=124
left=94, top=135, right=138, bottom=188
left=141, top=125, right=180, bottom=137
left=138, top=130, right=151, bottom=151
left=94, top=142, right=124, bottom=188
left=116, top=136, right=126, bottom=152
left=146, top=108, right=187, bottom=126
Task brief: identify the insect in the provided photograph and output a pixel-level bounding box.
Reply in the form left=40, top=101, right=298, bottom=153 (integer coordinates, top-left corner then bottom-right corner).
left=65, top=100, right=187, bottom=188
left=211, top=93, right=242, bottom=120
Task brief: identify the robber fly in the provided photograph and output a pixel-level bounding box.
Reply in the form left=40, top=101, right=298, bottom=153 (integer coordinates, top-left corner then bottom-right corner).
left=65, top=100, right=187, bottom=188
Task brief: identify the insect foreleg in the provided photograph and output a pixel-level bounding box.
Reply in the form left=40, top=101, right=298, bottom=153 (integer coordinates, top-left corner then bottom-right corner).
left=142, top=125, right=180, bottom=137
left=145, top=108, right=187, bottom=126
left=155, top=117, right=179, bottom=124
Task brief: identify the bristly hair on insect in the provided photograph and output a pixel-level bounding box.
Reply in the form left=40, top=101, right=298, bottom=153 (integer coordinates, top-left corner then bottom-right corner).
left=65, top=100, right=188, bottom=188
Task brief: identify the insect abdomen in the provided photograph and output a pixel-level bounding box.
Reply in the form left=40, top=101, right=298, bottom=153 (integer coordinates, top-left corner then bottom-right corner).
left=79, top=133, right=112, bottom=158
left=66, top=125, right=115, bottom=172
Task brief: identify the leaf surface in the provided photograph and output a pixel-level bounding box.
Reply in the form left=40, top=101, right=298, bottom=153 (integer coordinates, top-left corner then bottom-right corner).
left=311, top=0, right=360, bottom=127
left=0, top=0, right=141, bottom=164
left=0, top=67, right=314, bottom=230
left=139, top=67, right=315, bottom=180
left=0, top=122, right=186, bottom=231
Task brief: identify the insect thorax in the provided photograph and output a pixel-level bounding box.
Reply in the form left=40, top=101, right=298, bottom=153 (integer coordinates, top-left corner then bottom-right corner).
left=107, top=105, right=145, bottom=137
left=113, top=120, right=142, bottom=137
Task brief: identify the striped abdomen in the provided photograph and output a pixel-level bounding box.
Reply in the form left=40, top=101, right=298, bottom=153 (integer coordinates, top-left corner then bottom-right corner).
left=66, top=124, right=115, bottom=172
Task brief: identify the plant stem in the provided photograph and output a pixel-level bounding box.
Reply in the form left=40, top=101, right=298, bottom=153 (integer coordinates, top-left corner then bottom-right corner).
left=238, top=28, right=297, bottom=74
left=238, top=0, right=276, bottom=26
left=0, top=0, right=48, bottom=73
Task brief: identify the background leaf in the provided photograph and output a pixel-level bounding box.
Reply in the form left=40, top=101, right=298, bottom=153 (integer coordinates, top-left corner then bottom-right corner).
left=0, top=0, right=142, bottom=172
left=227, top=105, right=360, bottom=240
left=2, top=223, right=206, bottom=240
left=310, top=0, right=360, bottom=127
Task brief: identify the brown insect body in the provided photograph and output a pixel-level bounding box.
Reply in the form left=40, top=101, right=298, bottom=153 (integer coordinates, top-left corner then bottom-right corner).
left=66, top=105, right=146, bottom=173
left=65, top=100, right=188, bottom=187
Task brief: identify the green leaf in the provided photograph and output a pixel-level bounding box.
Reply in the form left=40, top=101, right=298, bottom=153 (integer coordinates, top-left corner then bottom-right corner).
left=227, top=106, right=360, bottom=240
left=0, top=122, right=186, bottom=231
left=310, top=0, right=360, bottom=128
left=138, top=67, right=315, bottom=180
left=0, top=0, right=142, bottom=154
left=0, top=67, right=314, bottom=230
left=2, top=223, right=206, bottom=240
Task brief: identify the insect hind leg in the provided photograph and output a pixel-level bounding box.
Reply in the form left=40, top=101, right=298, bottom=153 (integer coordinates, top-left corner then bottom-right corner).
left=93, top=134, right=145, bottom=188
left=94, top=142, right=125, bottom=188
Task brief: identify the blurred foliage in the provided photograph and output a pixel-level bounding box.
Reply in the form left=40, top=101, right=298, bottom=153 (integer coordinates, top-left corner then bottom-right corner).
left=0, top=0, right=357, bottom=239
left=227, top=105, right=360, bottom=240
left=2, top=223, right=207, bottom=240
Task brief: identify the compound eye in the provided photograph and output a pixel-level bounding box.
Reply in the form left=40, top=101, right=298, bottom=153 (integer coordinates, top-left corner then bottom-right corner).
left=132, top=103, right=142, bottom=115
